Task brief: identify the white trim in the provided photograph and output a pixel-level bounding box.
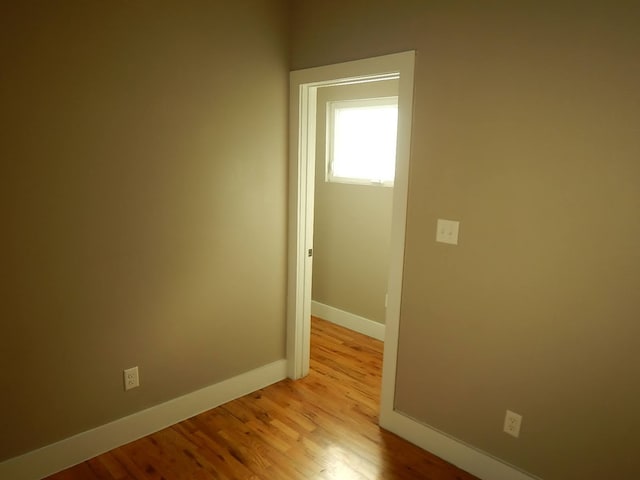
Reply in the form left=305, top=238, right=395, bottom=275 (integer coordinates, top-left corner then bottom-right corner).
left=0, top=360, right=287, bottom=480
left=287, top=74, right=316, bottom=380
left=379, top=409, right=541, bottom=480
left=287, top=51, right=415, bottom=384
left=311, top=301, right=385, bottom=341
left=377, top=53, right=414, bottom=419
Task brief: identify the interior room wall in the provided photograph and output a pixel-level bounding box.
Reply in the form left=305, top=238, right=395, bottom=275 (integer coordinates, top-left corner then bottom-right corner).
left=0, top=0, right=289, bottom=460
left=312, top=80, right=398, bottom=324
left=291, top=1, right=640, bottom=479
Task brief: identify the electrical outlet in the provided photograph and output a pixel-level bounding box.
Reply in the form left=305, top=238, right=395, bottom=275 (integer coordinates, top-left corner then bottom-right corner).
left=123, top=366, right=139, bottom=391
left=435, top=219, right=460, bottom=245
left=503, top=410, right=522, bottom=438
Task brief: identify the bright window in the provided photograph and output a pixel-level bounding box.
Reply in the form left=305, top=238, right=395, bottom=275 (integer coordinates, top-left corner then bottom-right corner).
left=327, top=97, right=398, bottom=186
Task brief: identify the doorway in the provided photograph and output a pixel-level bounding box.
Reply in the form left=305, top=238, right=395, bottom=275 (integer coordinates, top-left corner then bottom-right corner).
left=287, top=51, right=415, bottom=422
left=311, top=78, right=398, bottom=342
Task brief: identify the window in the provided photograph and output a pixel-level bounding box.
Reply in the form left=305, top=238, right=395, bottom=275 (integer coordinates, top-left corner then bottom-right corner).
left=326, top=96, right=398, bottom=186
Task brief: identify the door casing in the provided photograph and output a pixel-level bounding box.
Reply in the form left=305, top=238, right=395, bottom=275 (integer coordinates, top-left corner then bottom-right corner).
left=287, top=51, right=415, bottom=420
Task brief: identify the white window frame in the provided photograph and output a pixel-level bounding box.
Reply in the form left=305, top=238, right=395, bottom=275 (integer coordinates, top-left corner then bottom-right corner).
left=326, top=96, right=399, bottom=187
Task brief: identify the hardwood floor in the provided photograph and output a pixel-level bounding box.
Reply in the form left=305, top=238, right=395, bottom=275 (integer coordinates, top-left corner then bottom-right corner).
left=46, top=317, right=478, bottom=480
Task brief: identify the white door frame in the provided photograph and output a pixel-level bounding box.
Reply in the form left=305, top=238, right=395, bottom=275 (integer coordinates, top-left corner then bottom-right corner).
left=286, top=52, right=540, bottom=480
left=286, top=51, right=416, bottom=418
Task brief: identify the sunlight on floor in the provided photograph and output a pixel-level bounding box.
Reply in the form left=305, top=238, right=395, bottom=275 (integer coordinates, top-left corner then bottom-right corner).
left=321, top=444, right=379, bottom=479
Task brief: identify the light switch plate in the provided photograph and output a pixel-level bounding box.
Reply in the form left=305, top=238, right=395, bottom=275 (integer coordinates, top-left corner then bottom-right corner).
left=436, top=219, right=460, bottom=245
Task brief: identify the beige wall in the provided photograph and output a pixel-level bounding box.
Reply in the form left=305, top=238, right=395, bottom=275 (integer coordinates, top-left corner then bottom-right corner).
left=292, top=2, right=640, bottom=479
left=0, top=0, right=288, bottom=460
left=312, top=81, right=398, bottom=324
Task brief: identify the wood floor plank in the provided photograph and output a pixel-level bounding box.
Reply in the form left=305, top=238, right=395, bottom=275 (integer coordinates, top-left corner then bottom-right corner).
left=45, top=316, right=479, bottom=480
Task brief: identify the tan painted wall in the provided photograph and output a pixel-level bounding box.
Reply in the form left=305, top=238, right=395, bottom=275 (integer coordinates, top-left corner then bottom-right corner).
left=0, top=0, right=289, bottom=460
left=312, top=80, right=398, bottom=324
left=292, top=2, right=640, bottom=479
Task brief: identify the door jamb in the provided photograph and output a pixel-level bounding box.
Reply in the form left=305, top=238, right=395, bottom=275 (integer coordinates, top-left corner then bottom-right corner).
left=287, top=51, right=415, bottom=419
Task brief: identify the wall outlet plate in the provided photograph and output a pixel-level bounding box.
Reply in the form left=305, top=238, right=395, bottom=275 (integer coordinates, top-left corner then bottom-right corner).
left=123, top=366, right=139, bottom=391
left=503, top=409, right=522, bottom=438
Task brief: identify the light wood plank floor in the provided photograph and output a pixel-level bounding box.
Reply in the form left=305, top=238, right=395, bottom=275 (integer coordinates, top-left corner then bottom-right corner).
left=46, top=317, right=478, bottom=480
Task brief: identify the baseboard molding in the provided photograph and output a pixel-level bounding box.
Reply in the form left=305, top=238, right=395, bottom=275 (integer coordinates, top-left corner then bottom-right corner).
left=379, top=408, right=541, bottom=480
left=0, top=359, right=288, bottom=480
left=311, top=301, right=385, bottom=341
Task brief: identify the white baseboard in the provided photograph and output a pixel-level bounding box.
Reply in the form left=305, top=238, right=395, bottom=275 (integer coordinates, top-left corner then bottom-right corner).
left=311, top=301, right=385, bottom=341
left=0, top=359, right=288, bottom=480
left=379, top=408, right=541, bottom=480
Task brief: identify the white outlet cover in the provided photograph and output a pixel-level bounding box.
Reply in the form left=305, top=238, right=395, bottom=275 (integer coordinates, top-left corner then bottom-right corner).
left=436, top=218, right=460, bottom=245
left=503, top=409, right=523, bottom=438
left=123, top=366, right=140, bottom=391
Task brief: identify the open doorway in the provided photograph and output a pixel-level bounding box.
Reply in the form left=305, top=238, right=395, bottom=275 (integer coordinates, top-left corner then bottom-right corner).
left=311, top=78, right=399, bottom=342
left=287, top=51, right=415, bottom=424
